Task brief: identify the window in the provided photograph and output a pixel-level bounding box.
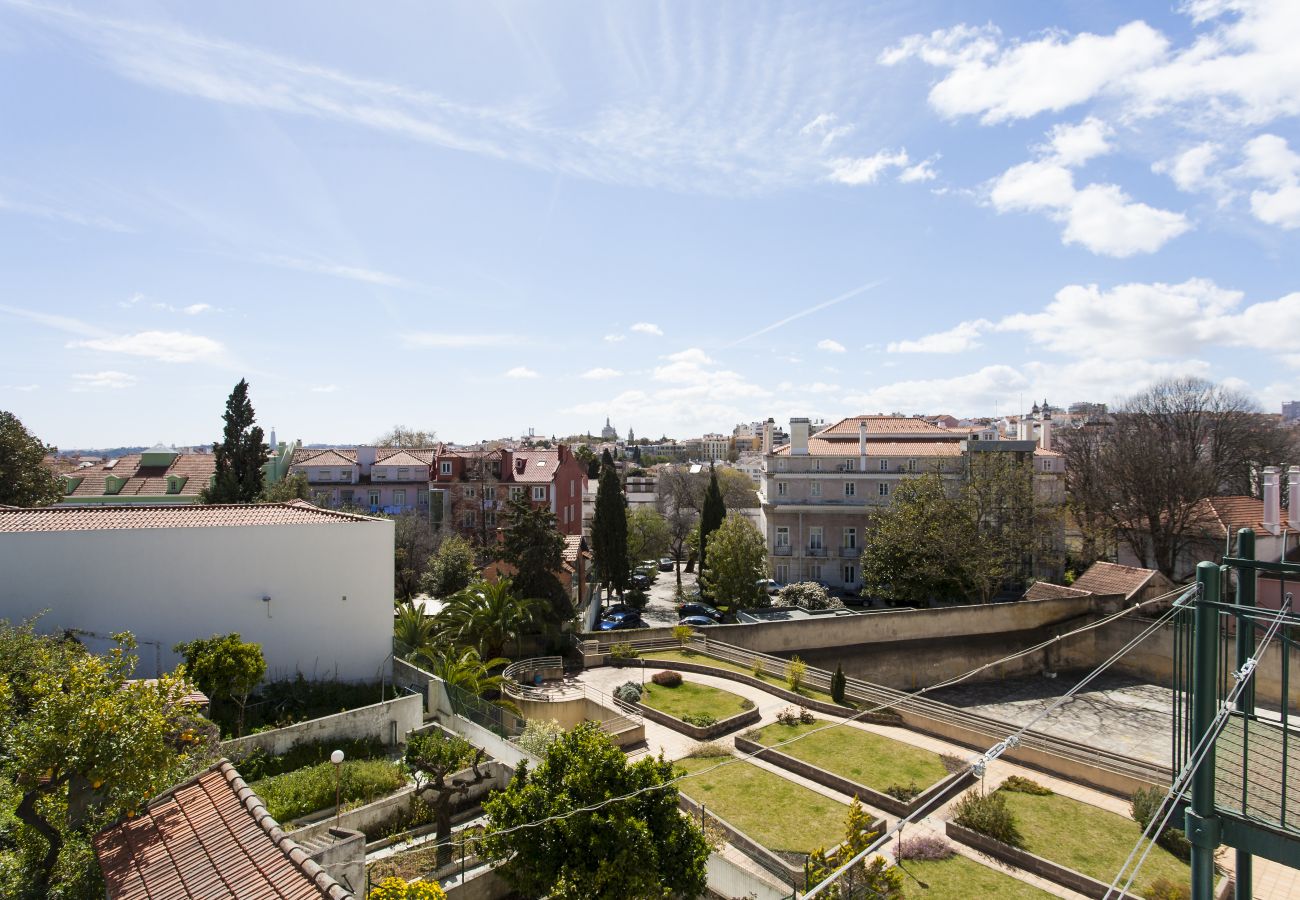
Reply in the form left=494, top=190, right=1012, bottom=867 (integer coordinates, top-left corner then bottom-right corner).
left=843, top=565, right=857, bottom=584
left=464, top=486, right=476, bottom=499
left=368, top=490, right=380, bottom=507
left=484, top=510, right=496, bottom=527
left=809, top=563, right=822, bottom=581
left=440, top=461, right=452, bottom=475
left=775, top=563, right=789, bottom=583
left=879, top=459, right=888, bottom=472
left=809, top=526, right=823, bottom=550
left=485, top=486, right=497, bottom=501
left=510, top=486, right=524, bottom=501
left=312, top=491, right=330, bottom=505
left=844, top=482, right=856, bottom=497
left=462, top=511, right=476, bottom=528
left=908, top=459, right=917, bottom=472
left=814, top=459, right=821, bottom=471
left=532, top=486, right=547, bottom=501
left=1043, top=459, right=1053, bottom=471
left=777, top=482, right=788, bottom=497
left=318, top=469, right=332, bottom=481
left=398, top=467, right=409, bottom=480
left=341, top=489, right=353, bottom=505
left=878, top=482, right=889, bottom=496
left=393, top=489, right=407, bottom=506
left=843, top=527, right=857, bottom=549
left=570, top=481, right=575, bottom=497
left=775, top=526, right=790, bottom=548
left=810, top=481, right=822, bottom=497
left=373, top=469, right=387, bottom=480
left=777, top=459, right=787, bottom=471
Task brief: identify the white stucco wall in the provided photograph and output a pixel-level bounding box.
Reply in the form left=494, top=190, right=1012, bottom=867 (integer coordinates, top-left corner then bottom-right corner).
left=0, top=520, right=393, bottom=681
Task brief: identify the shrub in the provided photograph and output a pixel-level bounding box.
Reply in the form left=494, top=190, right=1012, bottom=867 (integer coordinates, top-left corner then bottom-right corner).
left=652, top=670, right=682, bottom=687
left=687, top=740, right=732, bottom=759
left=952, top=789, right=1024, bottom=848
left=787, top=656, right=807, bottom=693
left=800, top=707, right=815, bottom=724
left=751, top=657, right=765, bottom=678
left=1144, top=878, right=1191, bottom=900
left=517, top=718, right=565, bottom=757
left=885, top=781, right=921, bottom=803
left=254, top=758, right=406, bottom=823
left=1001, top=775, right=1053, bottom=795
left=233, top=736, right=388, bottom=782
left=895, top=833, right=954, bottom=861
left=682, top=713, right=717, bottom=727
left=831, top=663, right=846, bottom=705
left=777, top=581, right=844, bottom=611
left=625, top=588, right=649, bottom=611
left=608, top=643, right=639, bottom=665
left=613, top=681, right=643, bottom=705
left=1131, top=787, right=1192, bottom=862
left=776, top=706, right=815, bottom=727
left=739, top=698, right=755, bottom=710
left=939, top=753, right=966, bottom=774
left=672, top=624, right=695, bottom=646
left=369, top=877, right=448, bottom=900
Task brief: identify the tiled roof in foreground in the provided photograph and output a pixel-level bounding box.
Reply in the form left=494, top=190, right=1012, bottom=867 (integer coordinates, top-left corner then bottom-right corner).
left=1070, top=561, right=1163, bottom=599
left=94, top=760, right=353, bottom=900
left=0, top=500, right=379, bottom=533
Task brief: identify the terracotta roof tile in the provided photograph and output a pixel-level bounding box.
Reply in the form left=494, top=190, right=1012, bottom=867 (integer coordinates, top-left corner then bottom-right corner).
left=1071, top=561, right=1164, bottom=599
left=291, top=449, right=357, bottom=467
left=1194, top=496, right=1293, bottom=538
left=61, top=453, right=217, bottom=499
left=372, top=450, right=430, bottom=468
left=509, top=450, right=561, bottom=483
left=816, top=416, right=955, bottom=437
left=0, top=502, right=379, bottom=533
left=773, top=439, right=966, bottom=457
left=1024, top=582, right=1093, bottom=601
left=95, top=760, right=354, bottom=899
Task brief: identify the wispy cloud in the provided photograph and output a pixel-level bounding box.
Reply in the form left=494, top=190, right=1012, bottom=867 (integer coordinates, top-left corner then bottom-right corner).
left=259, top=254, right=414, bottom=288
left=2, top=383, right=39, bottom=392
left=726, top=279, right=886, bottom=348
left=504, top=366, right=539, bottom=379
left=817, top=339, right=846, bottom=353
left=69, top=331, right=225, bottom=363
left=630, top=322, right=663, bottom=336
left=0, top=192, right=133, bottom=233
left=581, top=367, right=622, bottom=380
left=0, top=304, right=108, bottom=338
left=403, top=333, right=521, bottom=349
left=182, top=303, right=212, bottom=315
left=603, top=334, right=626, bottom=343
left=71, top=370, right=137, bottom=390
left=310, top=384, right=339, bottom=393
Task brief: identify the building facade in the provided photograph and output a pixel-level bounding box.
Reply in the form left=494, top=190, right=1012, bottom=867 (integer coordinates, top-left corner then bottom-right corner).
left=289, top=446, right=435, bottom=515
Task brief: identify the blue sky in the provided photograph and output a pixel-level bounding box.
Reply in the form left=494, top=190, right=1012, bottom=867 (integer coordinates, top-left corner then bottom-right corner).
left=2, top=0, right=1298, bottom=448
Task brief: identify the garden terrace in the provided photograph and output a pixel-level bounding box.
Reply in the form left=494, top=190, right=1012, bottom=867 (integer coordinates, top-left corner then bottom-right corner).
left=898, top=853, right=1055, bottom=899
left=639, top=648, right=848, bottom=709
left=249, top=757, right=408, bottom=824
left=636, top=677, right=760, bottom=739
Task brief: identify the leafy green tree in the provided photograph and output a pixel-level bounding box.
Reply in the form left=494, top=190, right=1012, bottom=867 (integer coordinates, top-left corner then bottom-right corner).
left=393, top=602, right=438, bottom=655
left=805, top=797, right=902, bottom=898
left=481, top=723, right=709, bottom=899
left=416, top=645, right=507, bottom=696
left=201, top=379, right=270, bottom=503
left=172, top=633, right=266, bottom=738
left=700, top=513, right=766, bottom=609
left=574, top=444, right=600, bottom=479
left=420, top=533, right=477, bottom=597
left=0, top=411, right=63, bottom=507
left=258, top=472, right=310, bottom=503
left=626, top=506, right=670, bottom=564
left=860, top=474, right=973, bottom=606
left=499, top=496, right=571, bottom=620
left=437, top=578, right=540, bottom=660
left=831, top=663, right=847, bottom=705
left=697, top=467, right=726, bottom=575
left=405, top=729, right=490, bottom=867
left=591, top=462, right=629, bottom=599
left=1, top=624, right=214, bottom=895
left=393, top=512, right=439, bottom=601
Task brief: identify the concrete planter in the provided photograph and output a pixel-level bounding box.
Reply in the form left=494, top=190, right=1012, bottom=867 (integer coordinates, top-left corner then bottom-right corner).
left=635, top=701, right=761, bottom=740
left=733, top=735, right=973, bottom=818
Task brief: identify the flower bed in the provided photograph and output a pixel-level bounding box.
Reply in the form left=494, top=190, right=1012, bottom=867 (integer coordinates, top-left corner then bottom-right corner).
left=251, top=758, right=407, bottom=824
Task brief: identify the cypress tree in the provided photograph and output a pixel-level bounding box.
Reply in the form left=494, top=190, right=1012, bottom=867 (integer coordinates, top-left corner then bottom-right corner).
left=591, top=460, right=629, bottom=598
left=698, top=465, right=725, bottom=574
left=831, top=662, right=847, bottom=705
left=202, top=379, right=270, bottom=503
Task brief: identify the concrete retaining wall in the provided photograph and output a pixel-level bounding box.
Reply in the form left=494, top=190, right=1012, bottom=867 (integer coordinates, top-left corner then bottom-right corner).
left=945, top=820, right=1123, bottom=899
left=444, top=867, right=512, bottom=900
left=222, top=694, right=424, bottom=759
left=636, top=701, right=760, bottom=740
left=706, top=850, right=790, bottom=900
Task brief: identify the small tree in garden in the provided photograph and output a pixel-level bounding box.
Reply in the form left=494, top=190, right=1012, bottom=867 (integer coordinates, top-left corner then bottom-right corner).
left=952, top=788, right=1024, bottom=848
left=831, top=663, right=847, bottom=705
left=786, top=655, right=807, bottom=693
left=516, top=718, right=564, bottom=757
left=201, top=379, right=270, bottom=503
left=700, top=513, right=767, bottom=609
left=173, top=633, right=266, bottom=738
left=806, top=797, right=902, bottom=898
left=421, top=533, right=476, bottom=598
left=672, top=623, right=695, bottom=647
left=405, top=729, right=492, bottom=867
left=778, top=581, right=843, bottom=611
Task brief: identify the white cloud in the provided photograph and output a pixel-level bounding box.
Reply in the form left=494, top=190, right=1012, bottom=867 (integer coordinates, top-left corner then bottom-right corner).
left=3, top=384, right=40, bottom=392
left=1154, top=142, right=1223, bottom=193
left=260, top=255, right=412, bottom=288
left=1059, top=183, right=1191, bottom=256
left=1238, top=134, right=1300, bottom=228
left=310, top=384, right=338, bottom=393
left=630, top=322, right=663, bottom=336
left=800, top=112, right=854, bottom=148
left=828, top=150, right=911, bottom=185
left=603, top=334, right=626, bottom=343
left=1041, top=117, right=1112, bottom=166
left=817, top=339, right=846, bottom=353
left=898, top=158, right=939, bottom=183
left=403, top=333, right=521, bottom=349
left=842, top=364, right=1029, bottom=413
left=581, top=367, right=622, bottom=380
left=504, top=366, right=539, bottom=379
left=182, top=303, right=212, bottom=315
left=880, top=22, right=1168, bottom=123
left=888, top=319, right=992, bottom=353
left=69, top=330, right=224, bottom=363
left=71, top=370, right=137, bottom=390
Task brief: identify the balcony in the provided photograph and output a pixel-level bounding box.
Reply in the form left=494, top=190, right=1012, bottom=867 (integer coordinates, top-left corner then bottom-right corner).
left=773, top=546, right=792, bottom=556
left=839, top=546, right=861, bottom=558
left=806, top=546, right=827, bottom=557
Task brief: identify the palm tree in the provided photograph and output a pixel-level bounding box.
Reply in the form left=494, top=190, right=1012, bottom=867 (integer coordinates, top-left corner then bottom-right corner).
left=393, top=601, right=439, bottom=658
left=437, top=577, right=542, bottom=660
left=417, top=645, right=508, bottom=696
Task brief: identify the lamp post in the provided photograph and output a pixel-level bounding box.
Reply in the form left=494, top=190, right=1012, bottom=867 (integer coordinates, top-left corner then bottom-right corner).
left=330, top=749, right=345, bottom=828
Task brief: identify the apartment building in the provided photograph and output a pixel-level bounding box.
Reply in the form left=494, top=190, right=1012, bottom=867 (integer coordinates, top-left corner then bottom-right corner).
left=762, top=416, right=1064, bottom=592
left=289, top=446, right=435, bottom=515
left=431, top=445, right=586, bottom=539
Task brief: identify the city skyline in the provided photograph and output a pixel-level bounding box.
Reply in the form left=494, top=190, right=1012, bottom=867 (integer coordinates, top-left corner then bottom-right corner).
left=2, top=1, right=1298, bottom=447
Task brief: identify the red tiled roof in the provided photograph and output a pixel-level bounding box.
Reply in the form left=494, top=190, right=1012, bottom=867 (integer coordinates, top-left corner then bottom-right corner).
left=0, top=502, right=379, bottom=533
left=1194, top=496, right=1293, bottom=538
left=1024, top=582, right=1093, bottom=601
left=62, top=453, right=216, bottom=500
left=774, top=439, right=966, bottom=457
left=124, top=678, right=210, bottom=706
left=1071, top=561, right=1166, bottom=600
left=376, top=448, right=435, bottom=465
left=1034, top=447, right=1064, bottom=458
left=372, top=450, right=430, bottom=468
left=510, top=450, right=560, bottom=483
left=95, top=760, right=353, bottom=900
left=292, top=449, right=357, bottom=467
left=816, top=416, right=955, bottom=437
left=562, top=534, right=589, bottom=564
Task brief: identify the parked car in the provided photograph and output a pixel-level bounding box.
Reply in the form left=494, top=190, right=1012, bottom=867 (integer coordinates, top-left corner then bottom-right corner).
left=629, top=573, right=652, bottom=590
left=598, top=612, right=647, bottom=631
left=678, top=615, right=718, bottom=628
left=658, top=557, right=675, bottom=572
left=677, top=602, right=722, bottom=621
left=756, top=579, right=785, bottom=596
left=604, top=603, right=633, bottom=617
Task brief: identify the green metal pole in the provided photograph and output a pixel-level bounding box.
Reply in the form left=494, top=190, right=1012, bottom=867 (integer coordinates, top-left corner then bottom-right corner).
left=1188, top=561, right=1221, bottom=900
left=1234, top=529, right=1256, bottom=900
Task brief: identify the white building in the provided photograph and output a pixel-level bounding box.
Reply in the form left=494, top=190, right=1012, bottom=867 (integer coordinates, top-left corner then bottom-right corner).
left=0, top=501, right=393, bottom=682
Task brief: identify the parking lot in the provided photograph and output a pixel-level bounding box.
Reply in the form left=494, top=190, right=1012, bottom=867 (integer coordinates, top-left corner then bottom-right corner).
left=591, top=562, right=699, bottom=628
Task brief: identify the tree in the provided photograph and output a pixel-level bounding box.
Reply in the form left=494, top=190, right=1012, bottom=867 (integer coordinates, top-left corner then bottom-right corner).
left=394, top=602, right=438, bottom=655
left=778, top=582, right=841, bottom=610
left=0, top=412, right=63, bottom=508
left=831, top=663, right=847, bottom=705
left=258, top=472, right=310, bottom=503
left=374, top=426, right=437, bottom=448
left=805, top=797, right=902, bottom=899
left=405, top=729, right=491, bottom=867
left=574, top=444, right=599, bottom=479
left=859, top=474, right=972, bottom=606
left=664, top=504, right=697, bottom=588
left=697, top=467, right=726, bottom=575
left=481, top=723, right=709, bottom=899
left=499, top=496, right=571, bottom=621
left=394, top=512, right=440, bottom=601
left=172, top=633, right=266, bottom=738
left=626, top=507, right=670, bottom=564
left=416, top=645, right=507, bottom=696
left=201, top=380, right=269, bottom=503
left=420, top=533, right=476, bottom=598
left=437, top=578, right=541, bottom=660
left=591, top=462, right=629, bottom=600
left=700, top=513, right=766, bottom=609
left=1, top=624, right=215, bottom=895
left=632, top=444, right=642, bottom=464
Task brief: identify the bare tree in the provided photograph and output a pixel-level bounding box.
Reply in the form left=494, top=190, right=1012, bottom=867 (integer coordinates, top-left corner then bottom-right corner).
left=375, top=425, right=437, bottom=447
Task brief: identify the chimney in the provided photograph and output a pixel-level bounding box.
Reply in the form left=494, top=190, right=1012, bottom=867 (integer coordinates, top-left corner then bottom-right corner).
left=762, top=418, right=774, bottom=455
left=858, top=420, right=868, bottom=472
left=790, top=418, right=810, bottom=456
left=1262, top=466, right=1281, bottom=535
left=357, top=446, right=377, bottom=475
left=1039, top=418, right=1052, bottom=451
left=1289, top=465, right=1300, bottom=529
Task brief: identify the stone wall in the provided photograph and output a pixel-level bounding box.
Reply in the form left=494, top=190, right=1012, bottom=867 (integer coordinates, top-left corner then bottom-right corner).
left=222, top=694, right=424, bottom=759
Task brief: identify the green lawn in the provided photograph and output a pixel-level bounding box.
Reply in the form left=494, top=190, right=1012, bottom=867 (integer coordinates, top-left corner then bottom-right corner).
left=640, top=679, right=751, bottom=721
left=750, top=719, right=948, bottom=795
left=899, top=854, right=1055, bottom=899
left=642, top=649, right=847, bottom=707
left=999, top=789, right=1189, bottom=890
left=675, top=754, right=848, bottom=854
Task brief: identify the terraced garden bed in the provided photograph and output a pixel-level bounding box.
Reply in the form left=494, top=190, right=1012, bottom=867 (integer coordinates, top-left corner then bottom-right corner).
left=251, top=758, right=408, bottom=824
left=641, top=649, right=846, bottom=707
left=898, top=854, right=1054, bottom=899
left=636, top=679, right=760, bottom=738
